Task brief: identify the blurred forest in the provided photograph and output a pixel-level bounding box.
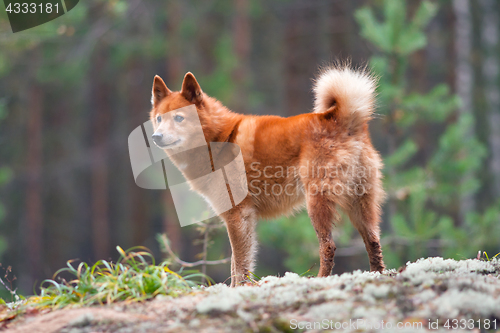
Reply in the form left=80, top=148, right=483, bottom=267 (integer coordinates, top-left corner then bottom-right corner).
left=1, top=0, right=500, bottom=297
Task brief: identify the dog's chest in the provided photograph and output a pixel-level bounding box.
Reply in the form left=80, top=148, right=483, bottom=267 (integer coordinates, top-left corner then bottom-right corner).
left=247, top=169, right=305, bottom=219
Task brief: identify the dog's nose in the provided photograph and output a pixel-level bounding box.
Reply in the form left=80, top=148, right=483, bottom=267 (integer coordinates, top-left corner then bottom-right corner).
left=152, top=133, right=163, bottom=143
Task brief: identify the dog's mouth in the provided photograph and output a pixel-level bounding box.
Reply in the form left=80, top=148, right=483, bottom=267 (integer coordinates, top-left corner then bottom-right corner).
left=154, top=139, right=181, bottom=149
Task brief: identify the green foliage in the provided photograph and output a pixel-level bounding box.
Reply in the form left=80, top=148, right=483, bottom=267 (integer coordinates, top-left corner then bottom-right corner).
left=26, top=246, right=203, bottom=308
left=258, top=214, right=319, bottom=275
left=355, top=0, right=490, bottom=268
left=429, top=114, right=486, bottom=205
left=440, top=200, right=500, bottom=259
left=257, top=212, right=355, bottom=275
left=202, top=33, right=238, bottom=102
left=355, top=1, right=437, bottom=56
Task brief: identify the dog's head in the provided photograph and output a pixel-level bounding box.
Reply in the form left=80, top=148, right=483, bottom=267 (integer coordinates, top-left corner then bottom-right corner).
left=150, top=73, right=206, bottom=150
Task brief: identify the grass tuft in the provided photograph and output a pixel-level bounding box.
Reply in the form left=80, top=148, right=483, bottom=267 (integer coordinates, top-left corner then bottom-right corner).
left=481, top=251, right=500, bottom=262
left=26, top=246, right=204, bottom=308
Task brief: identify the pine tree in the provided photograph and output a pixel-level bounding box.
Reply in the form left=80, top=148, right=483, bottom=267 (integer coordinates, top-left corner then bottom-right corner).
left=355, top=0, right=490, bottom=267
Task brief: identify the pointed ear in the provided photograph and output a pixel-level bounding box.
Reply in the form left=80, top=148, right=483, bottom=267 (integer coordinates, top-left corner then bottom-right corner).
left=181, top=72, right=203, bottom=104
left=152, top=75, right=171, bottom=106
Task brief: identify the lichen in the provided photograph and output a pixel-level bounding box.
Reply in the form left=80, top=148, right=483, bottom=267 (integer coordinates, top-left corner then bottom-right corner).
left=194, top=257, right=500, bottom=327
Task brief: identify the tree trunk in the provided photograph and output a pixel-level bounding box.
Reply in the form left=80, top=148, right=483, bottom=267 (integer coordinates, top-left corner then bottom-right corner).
left=163, top=0, right=184, bottom=252
left=167, top=0, right=183, bottom=85
left=284, top=3, right=319, bottom=117
left=480, top=0, right=500, bottom=198
left=127, top=59, right=150, bottom=247
left=26, top=84, right=43, bottom=283
left=91, top=47, right=110, bottom=260
left=453, top=0, right=475, bottom=224
left=232, top=0, right=251, bottom=113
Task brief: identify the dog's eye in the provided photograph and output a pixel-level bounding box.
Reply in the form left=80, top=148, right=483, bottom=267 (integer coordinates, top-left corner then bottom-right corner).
left=174, top=115, right=184, bottom=123
left=156, top=115, right=161, bottom=123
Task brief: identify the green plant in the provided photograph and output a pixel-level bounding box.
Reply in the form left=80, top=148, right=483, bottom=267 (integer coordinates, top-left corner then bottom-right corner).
left=26, top=246, right=204, bottom=308
left=481, top=251, right=500, bottom=262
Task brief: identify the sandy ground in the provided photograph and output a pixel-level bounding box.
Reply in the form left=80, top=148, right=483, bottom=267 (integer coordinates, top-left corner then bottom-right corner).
left=1, top=257, right=499, bottom=333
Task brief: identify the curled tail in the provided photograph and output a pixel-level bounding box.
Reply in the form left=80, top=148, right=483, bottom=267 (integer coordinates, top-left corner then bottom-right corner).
left=313, top=65, right=377, bottom=134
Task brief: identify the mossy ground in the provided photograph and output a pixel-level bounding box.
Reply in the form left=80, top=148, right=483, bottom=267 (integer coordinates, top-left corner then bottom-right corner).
left=2, top=257, right=500, bottom=333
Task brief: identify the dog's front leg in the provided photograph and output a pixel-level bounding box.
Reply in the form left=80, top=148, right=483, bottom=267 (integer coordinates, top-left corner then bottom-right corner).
left=222, top=204, right=258, bottom=287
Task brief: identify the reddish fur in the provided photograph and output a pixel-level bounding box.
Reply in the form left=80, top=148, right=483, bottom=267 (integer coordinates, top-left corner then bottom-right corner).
left=151, top=69, right=385, bottom=286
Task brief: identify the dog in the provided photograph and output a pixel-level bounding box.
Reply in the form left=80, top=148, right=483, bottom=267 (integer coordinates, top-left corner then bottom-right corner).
left=150, top=65, right=385, bottom=286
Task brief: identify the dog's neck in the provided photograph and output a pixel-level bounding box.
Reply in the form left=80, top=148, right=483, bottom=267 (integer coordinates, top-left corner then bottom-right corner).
left=197, top=95, right=244, bottom=144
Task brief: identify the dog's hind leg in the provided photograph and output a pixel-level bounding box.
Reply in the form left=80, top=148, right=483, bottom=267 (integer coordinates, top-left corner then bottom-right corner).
left=222, top=203, right=258, bottom=287
left=346, top=196, right=385, bottom=272
left=306, top=192, right=337, bottom=277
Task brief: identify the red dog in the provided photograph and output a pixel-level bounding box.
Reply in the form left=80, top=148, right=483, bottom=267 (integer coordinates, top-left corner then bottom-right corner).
left=150, top=65, right=385, bottom=286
